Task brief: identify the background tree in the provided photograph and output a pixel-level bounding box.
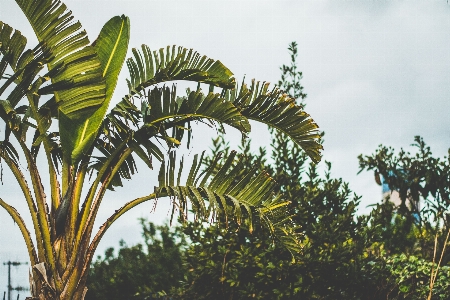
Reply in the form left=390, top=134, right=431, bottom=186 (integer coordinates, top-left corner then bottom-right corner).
left=357, top=136, right=450, bottom=299
left=180, top=42, right=379, bottom=299
left=0, top=2, right=322, bottom=299
left=359, top=136, right=450, bottom=260
left=86, top=219, right=186, bottom=300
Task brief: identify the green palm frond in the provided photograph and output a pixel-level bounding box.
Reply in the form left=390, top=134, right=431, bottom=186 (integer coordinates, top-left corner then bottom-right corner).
left=106, top=97, right=141, bottom=132
left=0, top=20, right=55, bottom=106
left=0, top=21, right=69, bottom=144
left=91, top=111, right=163, bottom=190
left=97, top=80, right=321, bottom=190
left=225, top=79, right=322, bottom=163
left=0, top=140, right=20, bottom=166
left=125, top=45, right=235, bottom=98
left=137, top=85, right=250, bottom=146
left=89, top=135, right=137, bottom=191
left=95, top=83, right=249, bottom=188
left=88, top=136, right=162, bottom=191
left=1, top=47, right=57, bottom=108
left=0, top=34, right=59, bottom=107
left=0, top=21, right=28, bottom=76
left=156, top=150, right=302, bottom=253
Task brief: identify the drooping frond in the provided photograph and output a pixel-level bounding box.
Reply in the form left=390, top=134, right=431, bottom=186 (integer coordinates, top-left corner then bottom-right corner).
left=0, top=21, right=56, bottom=105
left=104, top=97, right=141, bottom=135
left=89, top=135, right=137, bottom=191
left=0, top=21, right=28, bottom=75
left=93, top=83, right=250, bottom=190
left=1, top=46, right=56, bottom=108
left=137, top=85, right=250, bottom=146
left=156, top=150, right=302, bottom=253
left=125, top=45, right=235, bottom=97
left=97, top=79, right=323, bottom=191
left=224, top=80, right=322, bottom=163
left=0, top=24, right=56, bottom=147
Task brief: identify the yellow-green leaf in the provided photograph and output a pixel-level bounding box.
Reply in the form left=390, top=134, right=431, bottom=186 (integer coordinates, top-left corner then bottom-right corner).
left=61, top=15, right=130, bottom=163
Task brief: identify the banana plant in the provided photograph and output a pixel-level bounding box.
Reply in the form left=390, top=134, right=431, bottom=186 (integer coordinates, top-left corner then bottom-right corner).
left=0, top=1, right=323, bottom=299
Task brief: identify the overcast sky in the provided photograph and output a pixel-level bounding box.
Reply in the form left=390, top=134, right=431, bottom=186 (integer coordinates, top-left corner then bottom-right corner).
left=1, top=0, right=450, bottom=296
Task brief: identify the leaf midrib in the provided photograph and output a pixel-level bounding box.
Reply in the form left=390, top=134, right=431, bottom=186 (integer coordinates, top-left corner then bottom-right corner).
left=103, top=19, right=125, bottom=77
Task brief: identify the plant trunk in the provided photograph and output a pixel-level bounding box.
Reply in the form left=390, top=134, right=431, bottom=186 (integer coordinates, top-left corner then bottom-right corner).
left=25, top=268, right=89, bottom=300
left=25, top=245, right=92, bottom=300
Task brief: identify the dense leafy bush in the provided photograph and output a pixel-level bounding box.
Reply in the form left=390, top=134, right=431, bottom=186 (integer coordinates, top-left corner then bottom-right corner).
left=86, top=220, right=186, bottom=300
left=178, top=134, right=377, bottom=299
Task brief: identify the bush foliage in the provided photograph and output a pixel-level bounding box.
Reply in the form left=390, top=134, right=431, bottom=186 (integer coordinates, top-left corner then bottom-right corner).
left=87, top=42, right=450, bottom=300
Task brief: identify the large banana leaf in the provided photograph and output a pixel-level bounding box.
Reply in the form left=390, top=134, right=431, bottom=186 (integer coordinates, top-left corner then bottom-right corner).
left=225, top=80, right=322, bottom=163
left=60, top=15, right=130, bottom=163
left=126, top=45, right=235, bottom=97
left=156, top=150, right=302, bottom=253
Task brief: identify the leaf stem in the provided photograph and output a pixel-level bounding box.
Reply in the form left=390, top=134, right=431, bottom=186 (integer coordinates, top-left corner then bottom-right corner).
left=0, top=198, right=38, bottom=266
left=83, top=192, right=157, bottom=279
left=0, top=151, right=44, bottom=261
left=18, top=140, right=61, bottom=291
